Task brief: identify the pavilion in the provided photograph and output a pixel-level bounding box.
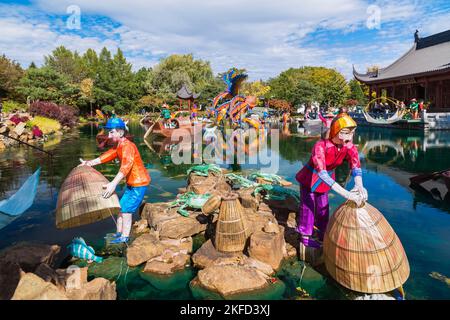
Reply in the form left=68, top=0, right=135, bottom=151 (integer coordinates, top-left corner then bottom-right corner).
left=176, top=84, right=200, bottom=111
left=354, top=29, right=450, bottom=113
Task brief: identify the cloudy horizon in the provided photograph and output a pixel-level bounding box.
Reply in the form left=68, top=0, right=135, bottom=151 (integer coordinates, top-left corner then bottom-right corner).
left=1, top=0, right=450, bottom=80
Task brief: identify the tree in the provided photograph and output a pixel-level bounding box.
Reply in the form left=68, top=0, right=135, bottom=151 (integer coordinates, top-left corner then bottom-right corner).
left=80, top=78, right=94, bottom=115
left=348, top=79, right=367, bottom=106
left=17, top=67, right=79, bottom=105
left=44, top=46, right=86, bottom=83
left=0, top=55, right=24, bottom=100
left=145, top=54, right=214, bottom=105
left=242, top=80, right=271, bottom=105
left=288, top=80, right=320, bottom=108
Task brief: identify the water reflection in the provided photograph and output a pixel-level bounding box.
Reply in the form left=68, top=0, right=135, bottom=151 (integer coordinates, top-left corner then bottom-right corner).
left=1, top=122, right=450, bottom=299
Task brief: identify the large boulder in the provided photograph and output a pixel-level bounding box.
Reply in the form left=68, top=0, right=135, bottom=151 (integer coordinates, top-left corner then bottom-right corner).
left=0, top=261, right=22, bottom=300
left=247, top=225, right=286, bottom=270
left=145, top=203, right=208, bottom=239
left=126, top=232, right=164, bottom=267
left=65, top=278, right=117, bottom=300
left=197, top=265, right=269, bottom=298
left=143, top=253, right=190, bottom=275
left=0, top=243, right=60, bottom=272
left=11, top=273, right=68, bottom=300
left=160, top=237, right=193, bottom=254
left=245, top=211, right=277, bottom=236
left=192, top=240, right=241, bottom=269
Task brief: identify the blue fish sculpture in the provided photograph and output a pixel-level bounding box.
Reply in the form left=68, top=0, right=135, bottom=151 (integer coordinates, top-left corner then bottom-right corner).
left=67, top=237, right=103, bottom=263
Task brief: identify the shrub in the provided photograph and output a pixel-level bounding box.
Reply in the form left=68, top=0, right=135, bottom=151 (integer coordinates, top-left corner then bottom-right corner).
left=27, top=116, right=61, bottom=134
left=30, top=101, right=78, bottom=127
left=1, top=100, right=28, bottom=113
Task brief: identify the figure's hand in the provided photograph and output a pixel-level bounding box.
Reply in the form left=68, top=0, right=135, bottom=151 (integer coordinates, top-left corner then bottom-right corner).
left=358, top=186, right=369, bottom=202
left=347, top=191, right=364, bottom=207
left=102, top=182, right=116, bottom=198
left=78, top=158, right=89, bottom=167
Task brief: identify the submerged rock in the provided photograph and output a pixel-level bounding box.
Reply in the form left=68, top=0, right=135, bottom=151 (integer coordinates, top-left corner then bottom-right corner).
left=0, top=243, right=60, bottom=272
left=248, top=227, right=286, bottom=270
left=197, top=265, right=269, bottom=298
left=126, top=232, right=164, bottom=267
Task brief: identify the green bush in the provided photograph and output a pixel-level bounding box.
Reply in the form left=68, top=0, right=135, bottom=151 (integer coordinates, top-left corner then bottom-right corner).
left=2, top=100, right=27, bottom=113
left=27, top=116, right=61, bottom=134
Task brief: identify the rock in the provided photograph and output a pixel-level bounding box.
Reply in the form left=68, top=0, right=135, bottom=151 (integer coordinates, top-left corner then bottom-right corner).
left=66, top=278, right=117, bottom=300
left=192, top=240, right=242, bottom=269
left=248, top=227, right=286, bottom=270
left=142, top=202, right=172, bottom=222
left=160, top=237, right=193, bottom=254
left=197, top=265, right=268, bottom=298
left=245, top=211, right=277, bottom=236
left=263, top=221, right=280, bottom=234
left=242, top=257, right=274, bottom=276
left=13, top=122, right=26, bottom=136
left=257, top=202, right=273, bottom=213
left=148, top=206, right=208, bottom=239
left=238, top=188, right=259, bottom=211
left=0, top=140, right=5, bottom=150
left=133, top=219, right=150, bottom=235
left=34, top=263, right=61, bottom=285
left=0, top=243, right=60, bottom=272
left=285, top=243, right=298, bottom=258
left=287, top=212, right=297, bottom=229
left=0, top=261, right=22, bottom=300
left=126, top=232, right=164, bottom=267
left=143, top=253, right=190, bottom=275
left=11, top=273, right=68, bottom=300
left=55, top=266, right=89, bottom=291
left=0, top=125, right=7, bottom=134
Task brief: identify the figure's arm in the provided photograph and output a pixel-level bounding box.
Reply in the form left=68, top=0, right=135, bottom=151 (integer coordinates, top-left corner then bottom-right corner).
left=312, top=142, right=363, bottom=205
left=79, top=148, right=117, bottom=167
left=347, top=145, right=368, bottom=201
left=102, top=146, right=134, bottom=199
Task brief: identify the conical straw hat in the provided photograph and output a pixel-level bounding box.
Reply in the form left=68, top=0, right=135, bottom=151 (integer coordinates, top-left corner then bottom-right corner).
left=56, top=166, right=121, bottom=229
left=323, top=201, right=410, bottom=294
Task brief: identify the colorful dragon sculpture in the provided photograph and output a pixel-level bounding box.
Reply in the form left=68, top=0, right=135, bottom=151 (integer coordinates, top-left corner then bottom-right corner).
left=211, top=68, right=260, bottom=128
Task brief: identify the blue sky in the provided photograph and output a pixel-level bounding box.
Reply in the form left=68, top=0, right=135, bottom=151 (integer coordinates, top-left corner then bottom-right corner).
left=1, top=0, right=450, bottom=80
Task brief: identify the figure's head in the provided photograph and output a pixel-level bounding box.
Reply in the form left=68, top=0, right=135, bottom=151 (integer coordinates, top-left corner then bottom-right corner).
left=329, top=114, right=357, bottom=145
left=104, top=117, right=126, bottom=143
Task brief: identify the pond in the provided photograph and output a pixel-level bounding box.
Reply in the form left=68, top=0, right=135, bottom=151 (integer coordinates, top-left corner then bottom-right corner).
left=0, top=121, right=449, bottom=300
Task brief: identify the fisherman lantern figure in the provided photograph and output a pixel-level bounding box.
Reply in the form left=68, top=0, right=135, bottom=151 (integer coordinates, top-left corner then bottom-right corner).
left=295, top=113, right=368, bottom=249
left=79, top=116, right=151, bottom=244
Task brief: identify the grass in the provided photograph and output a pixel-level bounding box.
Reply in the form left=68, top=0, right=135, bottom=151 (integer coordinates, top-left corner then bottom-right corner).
left=2, top=100, right=28, bottom=113
left=27, top=116, right=61, bottom=134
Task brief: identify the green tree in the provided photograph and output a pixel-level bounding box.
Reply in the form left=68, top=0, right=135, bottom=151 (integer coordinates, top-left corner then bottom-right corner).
left=0, top=55, right=24, bottom=100
left=348, top=79, right=367, bottom=106
left=288, top=79, right=320, bottom=108
left=145, top=54, right=214, bottom=105
left=44, top=46, right=86, bottom=83
left=17, top=67, right=79, bottom=105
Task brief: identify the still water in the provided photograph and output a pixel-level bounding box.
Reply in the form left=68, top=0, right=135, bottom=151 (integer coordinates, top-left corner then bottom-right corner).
left=0, top=121, right=449, bottom=300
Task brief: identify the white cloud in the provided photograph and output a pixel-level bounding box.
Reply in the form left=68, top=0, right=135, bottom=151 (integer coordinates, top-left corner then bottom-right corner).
left=0, top=0, right=448, bottom=79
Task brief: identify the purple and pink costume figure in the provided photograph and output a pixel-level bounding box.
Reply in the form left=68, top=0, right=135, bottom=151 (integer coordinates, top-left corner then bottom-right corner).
left=295, top=139, right=362, bottom=244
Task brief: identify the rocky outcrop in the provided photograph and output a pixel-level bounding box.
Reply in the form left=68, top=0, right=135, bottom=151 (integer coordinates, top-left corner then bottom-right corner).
left=11, top=273, right=69, bottom=300
left=65, top=278, right=117, bottom=300
left=245, top=211, right=277, bottom=235
left=197, top=265, right=269, bottom=298
left=192, top=240, right=274, bottom=276
left=247, top=225, right=286, bottom=270
left=0, top=261, right=22, bottom=300
left=143, top=253, right=190, bottom=275
left=126, top=232, right=164, bottom=267
left=0, top=243, right=60, bottom=272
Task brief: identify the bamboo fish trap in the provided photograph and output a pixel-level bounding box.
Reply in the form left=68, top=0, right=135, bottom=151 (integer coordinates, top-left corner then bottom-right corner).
left=323, top=200, right=410, bottom=294
left=56, top=166, right=121, bottom=229
left=214, top=192, right=248, bottom=253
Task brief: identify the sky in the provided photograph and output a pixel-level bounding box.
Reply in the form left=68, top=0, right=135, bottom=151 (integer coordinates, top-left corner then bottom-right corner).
left=1, top=0, right=450, bottom=80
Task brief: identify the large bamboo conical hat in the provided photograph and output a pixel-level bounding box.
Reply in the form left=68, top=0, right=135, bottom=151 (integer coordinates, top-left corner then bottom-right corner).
left=56, top=166, right=121, bottom=229
left=323, top=201, right=410, bottom=294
